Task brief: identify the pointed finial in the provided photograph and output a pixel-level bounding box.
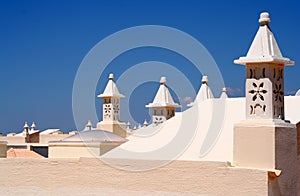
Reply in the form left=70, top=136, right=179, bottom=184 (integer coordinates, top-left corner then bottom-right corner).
left=220, top=87, right=228, bottom=99
left=160, top=76, right=167, bottom=85
left=259, top=12, right=270, bottom=25
left=126, top=121, right=131, bottom=129
left=143, top=120, right=148, bottom=127
left=31, top=122, right=36, bottom=130
left=23, top=122, right=30, bottom=141
left=86, top=120, right=92, bottom=130
left=109, top=73, right=114, bottom=80
left=202, top=76, right=208, bottom=84
left=24, top=122, right=29, bottom=129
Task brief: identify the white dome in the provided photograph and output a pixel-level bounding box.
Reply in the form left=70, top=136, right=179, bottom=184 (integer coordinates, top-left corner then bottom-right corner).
left=63, top=129, right=127, bottom=143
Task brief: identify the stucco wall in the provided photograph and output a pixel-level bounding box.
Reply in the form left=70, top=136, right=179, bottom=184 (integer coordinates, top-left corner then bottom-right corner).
left=97, top=121, right=127, bottom=138
left=0, top=136, right=25, bottom=144
left=39, top=134, right=69, bottom=144
left=49, top=143, right=120, bottom=158
left=49, top=143, right=100, bottom=158
left=233, top=121, right=297, bottom=196
left=0, top=158, right=269, bottom=195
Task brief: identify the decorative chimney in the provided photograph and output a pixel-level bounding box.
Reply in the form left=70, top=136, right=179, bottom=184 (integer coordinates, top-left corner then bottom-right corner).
left=146, top=77, right=181, bottom=125
left=234, top=12, right=294, bottom=120
left=143, top=120, right=149, bottom=127
left=232, top=12, right=297, bottom=194
left=23, top=122, right=29, bottom=143
left=220, top=87, right=228, bottom=99
left=126, top=121, right=131, bottom=130
left=188, top=75, right=214, bottom=106
left=31, top=122, right=36, bottom=131
left=86, top=120, right=92, bottom=130
left=97, top=73, right=124, bottom=122
left=97, top=73, right=127, bottom=138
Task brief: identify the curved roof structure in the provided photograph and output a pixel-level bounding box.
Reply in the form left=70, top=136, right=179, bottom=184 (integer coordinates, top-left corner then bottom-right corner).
left=296, top=89, right=300, bottom=96
left=103, top=96, right=300, bottom=161
left=62, top=129, right=127, bottom=143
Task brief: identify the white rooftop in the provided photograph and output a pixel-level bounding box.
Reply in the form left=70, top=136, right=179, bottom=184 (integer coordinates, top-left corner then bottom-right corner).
left=103, top=12, right=299, bottom=163
left=61, top=129, right=127, bottom=143
left=13, top=122, right=39, bottom=136
left=146, top=77, right=180, bottom=108
left=234, top=12, right=294, bottom=65
left=97, top=73, right=125, bottom=98
left=103, top=96, right=300, bottom=162
left=40, top=129, right=62, bottom=135
left=15, top=129, right=39, bottom=136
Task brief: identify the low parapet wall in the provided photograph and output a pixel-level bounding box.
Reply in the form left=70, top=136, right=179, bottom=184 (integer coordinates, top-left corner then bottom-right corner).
left=0, top=158, right=269, bottom=195
left=0, top=136, right=25, bottom=144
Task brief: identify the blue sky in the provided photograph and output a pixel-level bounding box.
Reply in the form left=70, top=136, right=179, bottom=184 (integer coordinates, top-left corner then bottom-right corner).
left=0, top=0, right=299, bottom=133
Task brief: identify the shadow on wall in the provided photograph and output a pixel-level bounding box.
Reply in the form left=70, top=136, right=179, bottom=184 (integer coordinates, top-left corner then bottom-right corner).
left=297, top=121, right=300, bottom=194
left=297, top=122, right=300, bottom=157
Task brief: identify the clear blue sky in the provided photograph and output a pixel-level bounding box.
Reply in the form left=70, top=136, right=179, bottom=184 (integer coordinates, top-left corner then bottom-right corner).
left=0, top=0, right=299, bottom=134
